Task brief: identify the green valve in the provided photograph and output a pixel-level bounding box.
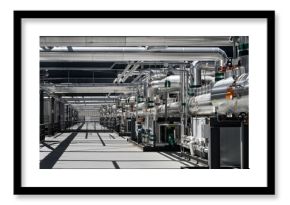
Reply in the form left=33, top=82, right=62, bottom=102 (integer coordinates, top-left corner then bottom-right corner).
left=137, top=96, right=145, bottom=103
left=238, top=50, right=249, bottom=56
left=215, top=72, right=224, bottom=82
left=164, top=80, right=171, bottom=88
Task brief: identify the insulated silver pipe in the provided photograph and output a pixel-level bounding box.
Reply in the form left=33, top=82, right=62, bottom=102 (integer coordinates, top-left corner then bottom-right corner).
left=191, top=61, right=202, bottom=87
left=41, top=47, right=228, bottom=64
left=41, top=46, right=228, bottom=57
left=190, top=61, right=220, bottom=88
left=180, top=65, right=186, bottom=137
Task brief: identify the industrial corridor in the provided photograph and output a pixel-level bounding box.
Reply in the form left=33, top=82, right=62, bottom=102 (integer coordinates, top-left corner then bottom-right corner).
left=40, top=36, right=249, bottom=169
left=40, top=122, right=198, bottom=169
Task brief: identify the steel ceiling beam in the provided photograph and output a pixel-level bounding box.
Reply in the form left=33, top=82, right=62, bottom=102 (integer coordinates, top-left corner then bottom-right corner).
left=71, top=105, right=103, bottom=109
left=40, top=67, right=124, bottom=71
left=62, top=97, right=118, bottom=101
left=55, top=93, right=121, bottom=97
left=69, top=101, right=115, bottom=105
left=113, top=64, right=133, bottom=83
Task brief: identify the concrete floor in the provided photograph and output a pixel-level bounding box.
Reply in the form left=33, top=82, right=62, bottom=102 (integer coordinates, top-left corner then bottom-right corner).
left=40, top=122, right=197, bottom=169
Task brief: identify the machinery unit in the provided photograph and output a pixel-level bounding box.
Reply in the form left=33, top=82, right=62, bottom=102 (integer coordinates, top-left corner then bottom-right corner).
left=98, top=36, right=249, bottom=168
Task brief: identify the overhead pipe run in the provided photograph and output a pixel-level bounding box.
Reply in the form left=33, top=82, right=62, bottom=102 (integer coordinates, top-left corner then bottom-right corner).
left=41, top=53, right=227, bottom=62
left=40, top=36, right=234, bottom=47
left=40, top=46, right=228, bottom=63
left=41, top=46, right=227, bottom=58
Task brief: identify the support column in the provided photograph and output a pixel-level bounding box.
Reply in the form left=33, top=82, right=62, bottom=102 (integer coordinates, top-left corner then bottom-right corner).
left=75, top=110, right=79, bottom=123
left=40, top=90, right=45, bottom=141
left=69, top=106, right=72, bottom=127
left=72, top=109, right=75, bottom=125
left=50, top=97, right=55, bottom=136
left=65, top=104, right=68, bottom=129
left=59, top=100, right=64, bottom=131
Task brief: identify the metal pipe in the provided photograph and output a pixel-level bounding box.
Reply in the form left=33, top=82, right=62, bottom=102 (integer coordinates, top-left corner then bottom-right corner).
left=157, top=102, right=180, bottom=114
left=41, top=52, right=227, bottom=62
left=190, top=61, right=219, bottom=87
left=180, top=65, right=186, bottom=137
left=41, top=47, right=228, bottom=64
left=185, top=68, right=189, bottom=132
left=40, top=36, right=233, bottom=47
left=188, top=94, right=215, bottom=116
left=42, top=46, right=228, bottom=56
left=151, top=75, right=180, bottom=90
left=192, top=61, right=202, bottom=88
left=211, top=73, right=249, bottom=115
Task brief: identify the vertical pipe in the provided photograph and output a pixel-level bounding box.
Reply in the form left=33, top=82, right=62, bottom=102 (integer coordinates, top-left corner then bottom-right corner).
left=143, top=81, right=147, bottom=98
left=180, top=65, right=185, bottom=137
left=164, top=92, right=168, bottom=121
left=185, top=68, right=189, bottom=134
left=190, top=117, right=193, bottom=136
left=136, top=90, right=139, bottom=143
left=233, top=38, right=237, bottom=59
left=193, top=62, right=202, bottom=88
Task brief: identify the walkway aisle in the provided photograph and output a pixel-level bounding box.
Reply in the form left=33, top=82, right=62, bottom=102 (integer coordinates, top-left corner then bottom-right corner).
left=40, top=122, right=197, bottom=169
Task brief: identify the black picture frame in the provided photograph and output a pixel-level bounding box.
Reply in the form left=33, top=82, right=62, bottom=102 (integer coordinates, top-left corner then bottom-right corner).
left=14, top=10, right=275, bottom=195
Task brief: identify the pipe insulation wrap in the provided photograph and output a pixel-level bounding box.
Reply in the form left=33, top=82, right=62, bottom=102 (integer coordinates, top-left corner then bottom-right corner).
left=151, top=75, right=180, bottom=89
left=43, top=46, right=228, bottom=57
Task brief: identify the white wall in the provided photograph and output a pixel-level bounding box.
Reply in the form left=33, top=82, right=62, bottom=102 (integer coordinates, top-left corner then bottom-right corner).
left=0, top=0, right=288, bottom=204
left=78, top=110, right=100, bottom=121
